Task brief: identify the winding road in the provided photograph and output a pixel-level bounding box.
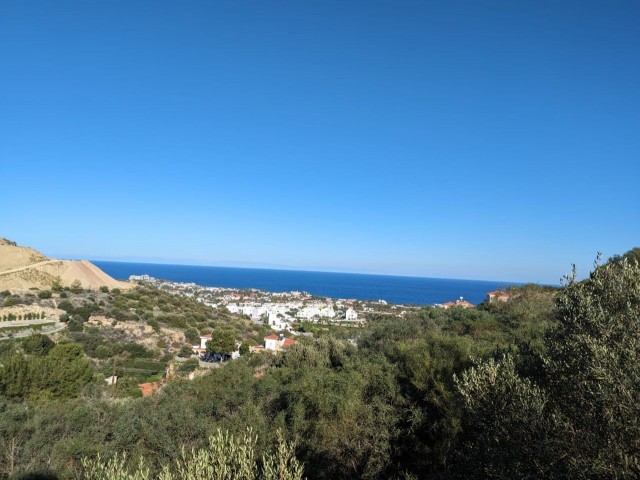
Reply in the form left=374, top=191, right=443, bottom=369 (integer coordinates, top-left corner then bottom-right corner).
left=0, top=259, right=59, bottom=276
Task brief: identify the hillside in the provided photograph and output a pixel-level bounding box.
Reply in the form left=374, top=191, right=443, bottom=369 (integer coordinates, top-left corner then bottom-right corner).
left=0, top=237, right=129, bottom=290
left=0, top=248, right=637, bottom=479
left=1, top=282, right=268, bottom=390
left=0, top=237, right=48, bottom=271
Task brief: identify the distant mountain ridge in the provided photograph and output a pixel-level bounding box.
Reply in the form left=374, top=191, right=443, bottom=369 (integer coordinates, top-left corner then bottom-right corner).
left=0, top=237, right=129, bottom=291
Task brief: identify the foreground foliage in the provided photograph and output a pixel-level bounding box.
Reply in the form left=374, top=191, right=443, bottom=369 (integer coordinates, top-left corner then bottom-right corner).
left=456, top=253, right=640, bottom=478
left=81, top=429, right=303, bottom=480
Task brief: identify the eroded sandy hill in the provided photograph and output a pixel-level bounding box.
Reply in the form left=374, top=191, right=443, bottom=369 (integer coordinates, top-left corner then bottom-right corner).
left=0, top=238, right=48, bottom=271
left=0, top=238, right=130, bottom=291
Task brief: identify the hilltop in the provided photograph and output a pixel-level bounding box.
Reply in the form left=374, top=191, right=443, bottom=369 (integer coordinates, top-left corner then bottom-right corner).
left=0, top=237, right=129, bottom=291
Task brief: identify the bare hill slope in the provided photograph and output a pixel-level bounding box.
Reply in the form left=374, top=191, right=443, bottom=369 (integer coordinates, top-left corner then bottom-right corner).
left=0, top=237, right=48, bottom=271
left=0, top=238, right=130, bottom=291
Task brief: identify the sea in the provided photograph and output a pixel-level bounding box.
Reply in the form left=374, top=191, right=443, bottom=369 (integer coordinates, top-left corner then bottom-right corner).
left=94, top=261, right=518, bottom=306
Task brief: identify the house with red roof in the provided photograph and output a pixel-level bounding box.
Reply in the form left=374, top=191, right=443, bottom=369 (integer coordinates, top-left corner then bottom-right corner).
left=440, top=297, right=475, bottom=309
left=192, top=333, right=213, bottom=355
left=263, top=334, right=296, bottom=353
left=486, top=290, right=511, bottom=303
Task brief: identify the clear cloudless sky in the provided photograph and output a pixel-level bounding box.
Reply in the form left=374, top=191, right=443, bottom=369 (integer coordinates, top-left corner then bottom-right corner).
left=1, top=0, right=638, bottom=284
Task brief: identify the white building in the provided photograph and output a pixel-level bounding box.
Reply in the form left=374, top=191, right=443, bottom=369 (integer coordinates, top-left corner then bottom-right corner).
left=345, top=308, right=358, bottom=321
left=297, top=305, right=336, bottom=321
left=264, top=334, right=296, bottom=352
left=226, top=303, right=240, bottom=314
left=268, top=312, right=290, bottom=331
left=192, top=334, right=212, bottom=354
left=320, top=306, right=336, bottom=318
left=129, top=274, right=154, bottom=282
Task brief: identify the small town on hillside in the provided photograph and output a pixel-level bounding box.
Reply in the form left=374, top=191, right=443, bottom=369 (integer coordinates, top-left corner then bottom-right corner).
left=128, top=274, right=511, bottom=328
left=129, top=274, right=388, bottom=331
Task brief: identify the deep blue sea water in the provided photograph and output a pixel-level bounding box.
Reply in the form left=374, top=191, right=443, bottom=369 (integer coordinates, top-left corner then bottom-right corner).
left=94, top=261, right=518, bottom=306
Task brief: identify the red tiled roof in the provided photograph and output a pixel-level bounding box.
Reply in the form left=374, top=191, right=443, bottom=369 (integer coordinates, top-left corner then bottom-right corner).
left=201, top=334, right=212, bottom=339
left=138, top=382, right=160, bottom=397
left=457, top=300, right=475, bottom=307
left=487, top=290, right=509, bottom=296
left=265, top=335, right=280, bottom=340
left=442, top=300, right=475, bottom=308
left=282, top=338, right=297, bottom=348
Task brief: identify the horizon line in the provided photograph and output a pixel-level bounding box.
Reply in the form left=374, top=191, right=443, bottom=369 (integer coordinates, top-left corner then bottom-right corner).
left=80, top=257, right=532, bottom=286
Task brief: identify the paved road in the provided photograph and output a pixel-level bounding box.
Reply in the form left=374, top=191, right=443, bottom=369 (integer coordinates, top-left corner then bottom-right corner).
left=0, top=321, right=66, bottom=340
left=0, top=319, right=57, bottom=328
left=0, top=259, right=59, bottom=276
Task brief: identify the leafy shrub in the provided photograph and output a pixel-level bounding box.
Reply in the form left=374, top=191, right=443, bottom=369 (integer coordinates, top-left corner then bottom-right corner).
left=147, top=319, right=160, bottom=332
left=179, top=345, right=194, bottom=357
left=74, top=304, right=99, bottom=321
left=80, top=429, right=303, bottom=480
left=22, top=334, right=55, bottom=356
left=121, top=342, right=154, bottom=359
left=67, top=319, right=84, bottom=332
left=94, top=345, right=112, bottom=359
left=51, top=277, right=63, bottom=292
left=57, top=300, right=74, bottom=314
left=184, top=328, right=200, bottom=345
left=178, top=357, right=199, bottom=373
left=70, top=280, right=83, bottom=294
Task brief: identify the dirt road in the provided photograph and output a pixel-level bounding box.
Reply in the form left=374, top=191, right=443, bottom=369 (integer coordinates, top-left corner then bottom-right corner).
left=0, top=259, right=60, bottom=276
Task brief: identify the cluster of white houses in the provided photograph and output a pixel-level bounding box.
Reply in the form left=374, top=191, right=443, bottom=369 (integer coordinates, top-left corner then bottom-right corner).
left=225, top=301, right=359, bottom=332
left=129, top=276, right=363, bottom=331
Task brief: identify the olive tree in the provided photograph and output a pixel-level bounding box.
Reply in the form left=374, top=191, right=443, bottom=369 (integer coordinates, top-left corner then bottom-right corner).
left=455, top=253, right=640, bottom=479
left=545, top=255, right=640, bottom=478
left=80, top=429, right=303, bottom=480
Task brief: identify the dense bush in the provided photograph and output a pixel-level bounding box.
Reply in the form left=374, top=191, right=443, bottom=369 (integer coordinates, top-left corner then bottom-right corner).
left=22, top=334, right=55, bottom=356
left=0, top=342, right=93, bottom=400
left=81, top=429, right=303, bottom=480
left=179, top=345, right=194, bottom=357
left=177, top=357, right=199, bottom=373
left=454, top=254, right=640, bottom=478
left=121, top=343, right=154, bottom=359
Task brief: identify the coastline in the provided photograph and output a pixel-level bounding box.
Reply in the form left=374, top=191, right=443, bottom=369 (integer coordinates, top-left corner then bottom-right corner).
left=94, top=260, right=519, bottom=306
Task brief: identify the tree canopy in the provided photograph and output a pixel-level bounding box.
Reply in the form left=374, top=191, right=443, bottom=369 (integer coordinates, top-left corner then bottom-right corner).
left=206, top=331, right=236, bottom=354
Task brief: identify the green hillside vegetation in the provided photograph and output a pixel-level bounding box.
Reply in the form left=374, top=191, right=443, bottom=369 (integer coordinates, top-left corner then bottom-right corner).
left=0, top=249, right=638, bottom=479
left=1, top=285, right=267, bottom=396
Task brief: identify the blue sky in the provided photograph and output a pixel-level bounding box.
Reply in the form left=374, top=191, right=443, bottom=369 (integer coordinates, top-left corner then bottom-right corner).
left=1, top=1, right=638, bottom=284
